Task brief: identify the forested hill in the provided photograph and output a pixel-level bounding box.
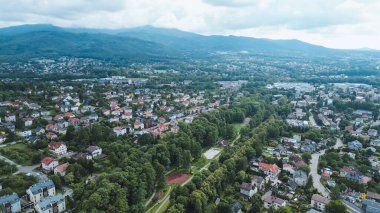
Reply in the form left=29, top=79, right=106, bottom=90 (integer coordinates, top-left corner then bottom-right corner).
left=0, top=24, right=359, bottom=62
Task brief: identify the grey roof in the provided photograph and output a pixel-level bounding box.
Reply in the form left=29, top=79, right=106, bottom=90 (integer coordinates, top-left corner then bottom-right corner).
left=231, top=202, right=243, bottom=213
left=36, top=194, right=64, bottom=211
left=28, top=179, right=55, bottom=195
left=86, top=146, right=100, bottom=153
left=0, top=193, right=19, bottom=205
left=264, top=195, right=285, bottom=205
left=311, top=194, right=330, bottom=204
left=294, top=170, right=308, bottom=178
left=240, top=182, right=252, bottom=191
left=252, top=175, right=264, bottom=184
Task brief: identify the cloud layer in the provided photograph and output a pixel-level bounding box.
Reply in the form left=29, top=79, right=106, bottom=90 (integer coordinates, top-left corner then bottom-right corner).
left=0, top=0, right=379, bottom=49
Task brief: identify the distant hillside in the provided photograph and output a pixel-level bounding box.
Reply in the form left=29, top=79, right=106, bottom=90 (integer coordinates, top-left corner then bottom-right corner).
left=0, top=24, right=366, bottom=62
left=0, top=27, right=176, bottom=61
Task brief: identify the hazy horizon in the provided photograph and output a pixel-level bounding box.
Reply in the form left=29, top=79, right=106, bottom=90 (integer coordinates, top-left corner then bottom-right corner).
left=1, top=0, right=380, bottom=50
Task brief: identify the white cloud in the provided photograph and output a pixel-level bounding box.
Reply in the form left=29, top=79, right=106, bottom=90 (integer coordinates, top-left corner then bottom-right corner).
left=0, top=0, right=379, bottom=49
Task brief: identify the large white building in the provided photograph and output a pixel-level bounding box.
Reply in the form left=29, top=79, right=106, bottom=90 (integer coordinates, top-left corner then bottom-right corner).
left=48, top=142, right=67, bottom=155
left=26, top=179, right=56, bottom=204
left=41, top=157, right=59, bottom=171
left=35, top=194, right=66, bottom=213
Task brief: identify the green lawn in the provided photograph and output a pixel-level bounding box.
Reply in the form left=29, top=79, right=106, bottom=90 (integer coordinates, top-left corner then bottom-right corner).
left=232, top=122, right=246, bottom=132
left=374, top=152, right=380, bottom=158
left=0, top=143, right=42, bottom=166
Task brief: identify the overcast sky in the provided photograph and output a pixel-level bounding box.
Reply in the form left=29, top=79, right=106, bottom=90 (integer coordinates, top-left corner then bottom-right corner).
left=1, top=0, right=380, bottom=49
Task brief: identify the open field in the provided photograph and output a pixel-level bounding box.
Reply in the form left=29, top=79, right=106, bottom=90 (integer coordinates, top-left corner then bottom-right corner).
left=0, top=143, right=41, bottom=166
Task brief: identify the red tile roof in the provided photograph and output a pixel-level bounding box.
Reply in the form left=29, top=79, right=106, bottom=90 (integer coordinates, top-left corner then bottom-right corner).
left=49, top=141, right=65, bottom=149
left=55, top=163, right=69, bottom=172
left=41, top=157, right=57, bottom=165
left=258, top=162, right=280, bottom=174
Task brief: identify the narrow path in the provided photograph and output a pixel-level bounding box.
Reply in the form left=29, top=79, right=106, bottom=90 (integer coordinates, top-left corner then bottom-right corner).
left=0, top=153, right=19, bottom=166
left=145, top=192, right=156, bottom=207
left=155, top=189, right=171, bottom=213
left=146, top=186, right=172, bottom=213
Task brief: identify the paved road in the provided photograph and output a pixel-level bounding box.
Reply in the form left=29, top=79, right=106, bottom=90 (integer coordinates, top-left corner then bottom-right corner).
left=15, top=164, right=40, bottom=174
left=341, top=199, right=363, bottom=213
left=310, top=138, right=362, bottom=213
left=310, top=149, right=329, bottom=197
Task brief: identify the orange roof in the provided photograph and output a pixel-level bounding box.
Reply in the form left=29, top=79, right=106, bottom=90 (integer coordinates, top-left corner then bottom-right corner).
left=49, top=141, right=65, bottom=149
left=41, top=157, right=57, bottom=165
left=55, top=163, right=69, bottom=172
left=64, top=112, right=73, bottom=118
left=258, top=162, right=280, bottom=174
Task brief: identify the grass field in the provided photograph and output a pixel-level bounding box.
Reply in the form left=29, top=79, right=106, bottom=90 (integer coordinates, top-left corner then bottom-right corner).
left=232, top=122, right=246, bottom=132
left=0, top=143, right=41, bottom=166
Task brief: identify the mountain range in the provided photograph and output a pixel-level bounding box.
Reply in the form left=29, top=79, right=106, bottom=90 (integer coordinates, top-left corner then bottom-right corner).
left=0, top=24, right=375, bottom=62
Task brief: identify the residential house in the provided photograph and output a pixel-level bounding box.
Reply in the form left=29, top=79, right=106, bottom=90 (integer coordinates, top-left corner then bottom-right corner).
left=35, top=127, right=45, bottom=136
left=240, top=182, right=257, bottom=199
left=368, top=129, right=378, bottom=137
left=262, top=192, right=286, bottom=209
left=89, top=114, right=99, bottom=121
left=311, top=194, right=330, bottom=212
left=0, top=193, right=21, bottom=213
left=108, top=117, right=119, bottom=123
left=24, top=118, right=33, bottom=127
left=54, top=163, right=69, bottom=177
left=86, top=146, right=102, bottom=158
left=251, top=175, right=265, bottom=191
left=113, top=126, right=127, bottom=136
left=134, top=121, right=144, bottom=130
left=282, top=163, right=295, bottom=175
left=26, top=179, right=56, bottom=204
left=121, top=112, right=132, bottom=120
left=41, top=157, right=58, bottom=171
left=4, top=114, right=16, bottom=122
left=34, top=194, right=66, bottom=213
left=340, top=166, right=364, bottom=183
left=294, top=170, right=308, bottom=186
left=46, top=132, right=58, bottom=140
left=231, top=202, right=243, bottom=213
left=366, top=191, right=380, bottom=203
left=348, top=140, right=363, bottom=150
left=370, top=139, right=380, bottom=147
left=48, top=142, right=67, bottom=156
left=31, top=112, right=40, bottom=118
left=17, top=130, right=32, bottom=137
left=258, top=163, right=281, bottom=182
